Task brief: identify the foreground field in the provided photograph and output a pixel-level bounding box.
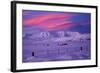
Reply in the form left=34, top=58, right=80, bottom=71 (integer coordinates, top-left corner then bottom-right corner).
left=23, top=38, right=90, bottom=62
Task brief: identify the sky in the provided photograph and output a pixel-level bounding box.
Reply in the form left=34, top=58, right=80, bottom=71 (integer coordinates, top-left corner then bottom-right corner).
left=22, top=10, right=91, bottom=34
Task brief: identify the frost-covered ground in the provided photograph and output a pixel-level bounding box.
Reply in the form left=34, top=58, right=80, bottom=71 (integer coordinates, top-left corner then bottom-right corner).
left=22, top=38, right=91, bottom=63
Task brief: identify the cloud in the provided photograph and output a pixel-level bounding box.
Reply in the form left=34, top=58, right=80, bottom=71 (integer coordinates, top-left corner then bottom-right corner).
left=23, top=13, right=70, bottom=24
left=53, top=31, right=90, bottom=42
left=67, top=31, right=90, bottom=40
left=23, top=13, right=74, bottom=30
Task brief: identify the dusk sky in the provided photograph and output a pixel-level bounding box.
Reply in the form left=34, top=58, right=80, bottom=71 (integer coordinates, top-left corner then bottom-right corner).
left=22, top=10, right=91, bottom=34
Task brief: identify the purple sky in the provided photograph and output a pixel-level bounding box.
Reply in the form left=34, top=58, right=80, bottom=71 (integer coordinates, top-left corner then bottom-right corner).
left=22, top=10, right=91, bottom=34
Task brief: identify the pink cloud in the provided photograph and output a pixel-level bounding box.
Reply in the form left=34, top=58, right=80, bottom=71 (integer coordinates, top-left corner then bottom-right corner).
left=23, top=13, right=70, bottom=24
left=23, top=13, right=74, bottom=30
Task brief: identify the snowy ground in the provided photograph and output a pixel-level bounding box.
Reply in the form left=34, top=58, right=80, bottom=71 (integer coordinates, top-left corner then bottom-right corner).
left=22, top=38, right=91, bottom=63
